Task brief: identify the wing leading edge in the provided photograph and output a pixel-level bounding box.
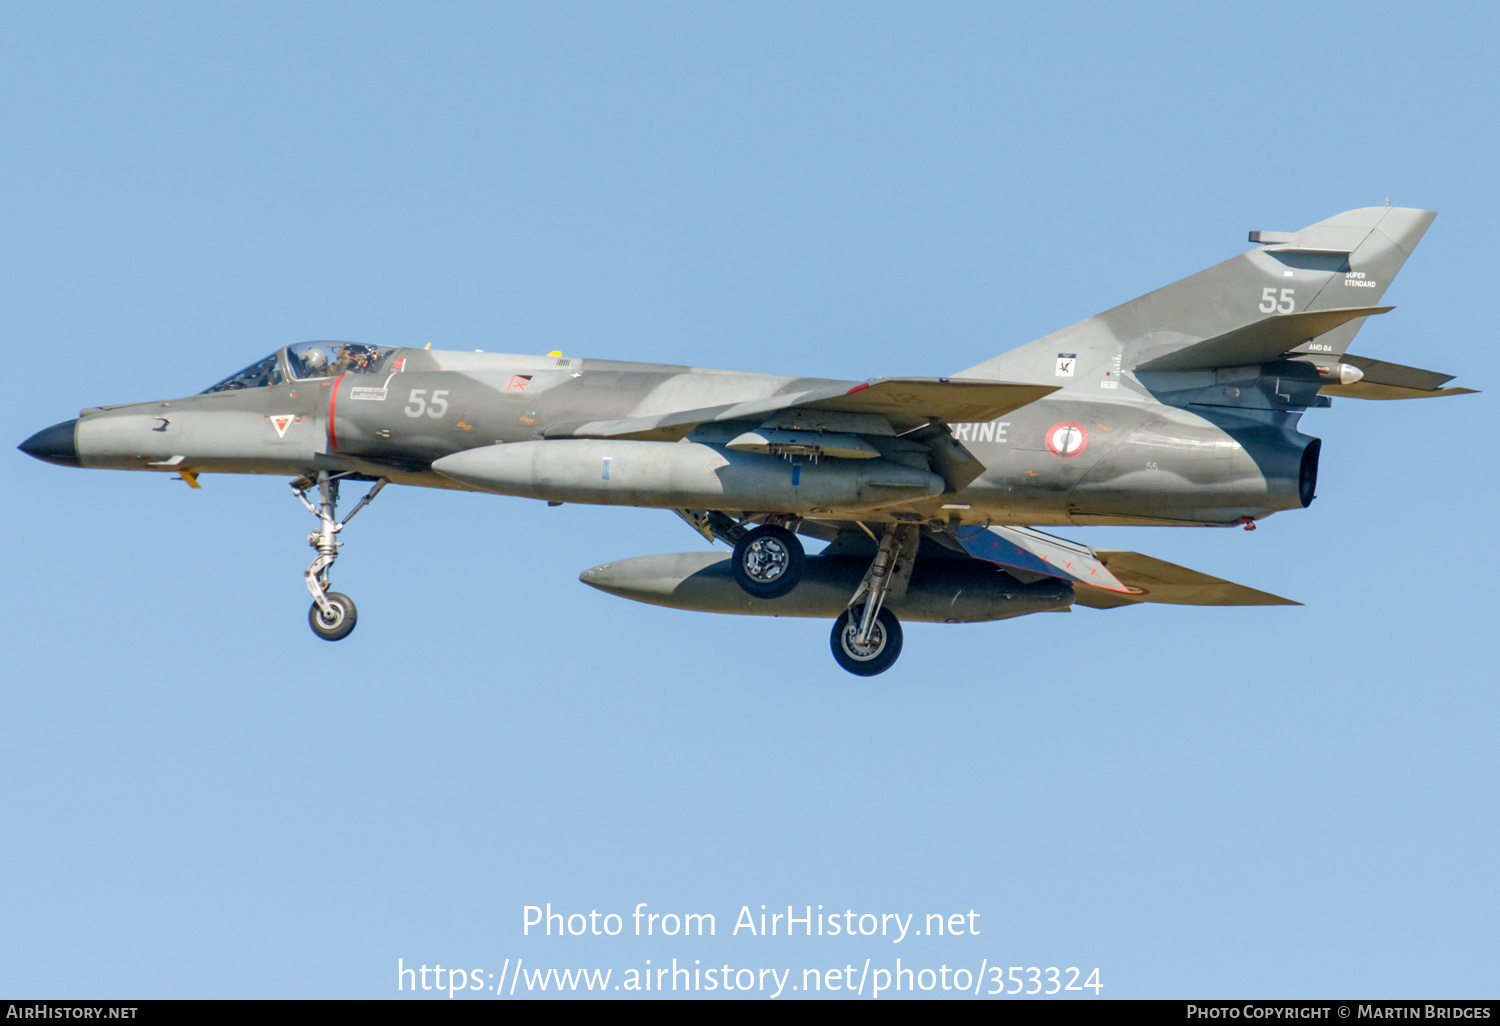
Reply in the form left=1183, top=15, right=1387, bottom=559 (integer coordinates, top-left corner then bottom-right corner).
left=544, top=377, right=1058, bottom=441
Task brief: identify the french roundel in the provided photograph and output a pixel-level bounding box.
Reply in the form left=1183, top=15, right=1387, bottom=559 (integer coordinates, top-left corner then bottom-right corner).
left=1044, top=421, right=1088, bottom=458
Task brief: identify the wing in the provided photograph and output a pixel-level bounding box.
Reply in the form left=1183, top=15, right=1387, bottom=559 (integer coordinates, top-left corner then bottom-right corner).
left=774, top=519, right=1296, bottom=608
left=542, top=377, right=1058, bottom=441
left=1072, top=550, right=1299, bottom=608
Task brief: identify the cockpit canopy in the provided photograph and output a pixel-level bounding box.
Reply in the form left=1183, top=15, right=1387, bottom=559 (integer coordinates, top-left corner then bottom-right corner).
left=203, top=353, right=284, bottom=393
left=202, top=342, right=398, bottom=393
left=285, top=341, right=395, bottom=379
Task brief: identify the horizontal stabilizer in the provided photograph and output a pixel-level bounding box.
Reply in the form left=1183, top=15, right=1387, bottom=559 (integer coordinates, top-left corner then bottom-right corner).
left=1320, top=354, right=1478, bottom=400
left=546, top=378, right=1056, bottom=441
left=1071, top=551, right=1299, bottom=609
left=954, top=524, right=1129, bottom=593
left=1135, top=307, right=1393, bottom=372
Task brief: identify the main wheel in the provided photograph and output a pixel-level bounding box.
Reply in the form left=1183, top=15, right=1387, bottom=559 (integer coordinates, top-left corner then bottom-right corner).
left=308, top=592, right=358, bottom=641
left=830, top=605, right=903, bottom=676
left=730, top=524, right=806, bottom=599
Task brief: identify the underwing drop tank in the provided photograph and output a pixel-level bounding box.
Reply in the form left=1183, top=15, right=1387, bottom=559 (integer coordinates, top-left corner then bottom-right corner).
left=432, top=439, right=947, bottom=515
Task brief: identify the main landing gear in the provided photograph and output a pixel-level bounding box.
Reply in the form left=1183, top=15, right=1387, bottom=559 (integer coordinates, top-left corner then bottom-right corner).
left=833, top=523, right=919, bottom=677
left=730, top=522, right=806, bottom=599
left=676, top=508, right=914, bottom=676
left=831, top=605, right=903, bottom=676
left=677, top=511, right=810, bottom=598
left=291, top=471, right=386, bottom=641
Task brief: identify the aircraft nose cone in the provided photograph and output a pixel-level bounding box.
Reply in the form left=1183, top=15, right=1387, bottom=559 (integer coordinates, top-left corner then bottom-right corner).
left=18, top=419, right=80, bottom=466
left=578, top=563, right=614, bottom=588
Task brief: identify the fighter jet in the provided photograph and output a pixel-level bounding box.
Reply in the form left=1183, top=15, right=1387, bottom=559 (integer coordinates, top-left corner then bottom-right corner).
left=19, top=205, right=1473, bottom=674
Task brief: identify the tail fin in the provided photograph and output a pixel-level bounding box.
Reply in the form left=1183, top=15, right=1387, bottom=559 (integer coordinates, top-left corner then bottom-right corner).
left=959, top=206, right=1436, bottom=383
left=1268, top=205, right=1435, bottom=359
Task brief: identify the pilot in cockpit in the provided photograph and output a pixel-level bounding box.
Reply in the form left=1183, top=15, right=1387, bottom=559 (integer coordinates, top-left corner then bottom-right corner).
left=299, top=346, right=331, bottom=376
left=281, top=341, right=394, bottom=382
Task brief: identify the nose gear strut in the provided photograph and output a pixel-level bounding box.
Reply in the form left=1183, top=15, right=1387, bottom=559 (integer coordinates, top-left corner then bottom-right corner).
left=290, top=471, right=386, bottom=640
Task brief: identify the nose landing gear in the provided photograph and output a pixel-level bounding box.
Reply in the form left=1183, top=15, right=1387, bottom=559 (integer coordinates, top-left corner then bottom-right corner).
left=291, top=471, right=386, bottom=641
left=309, top=591, right=358, bottom=641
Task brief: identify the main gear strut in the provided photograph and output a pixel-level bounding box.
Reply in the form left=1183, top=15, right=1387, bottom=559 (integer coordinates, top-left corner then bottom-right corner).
left=290, top=471, right=386, bottom=640
left=848, top=523, right=917, bottom=646
left=831, top=524, right=918, bottom=676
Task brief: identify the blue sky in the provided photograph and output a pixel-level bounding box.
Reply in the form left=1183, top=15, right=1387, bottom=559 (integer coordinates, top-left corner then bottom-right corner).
left=2, top=2, right=1494, bottom=999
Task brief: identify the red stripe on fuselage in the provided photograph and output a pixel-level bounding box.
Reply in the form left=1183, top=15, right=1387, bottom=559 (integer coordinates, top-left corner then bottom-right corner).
left=327, top=374, right=345, bottom=450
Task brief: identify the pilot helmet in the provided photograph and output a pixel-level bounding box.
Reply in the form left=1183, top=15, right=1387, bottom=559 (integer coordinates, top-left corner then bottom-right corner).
left=301, top=347, right=330, bottom=373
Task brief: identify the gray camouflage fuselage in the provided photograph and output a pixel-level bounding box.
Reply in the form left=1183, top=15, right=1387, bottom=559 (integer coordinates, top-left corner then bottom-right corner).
left=50, top=206, right=1447, bottom=527
left=62, top=350, right=1314, bottom=527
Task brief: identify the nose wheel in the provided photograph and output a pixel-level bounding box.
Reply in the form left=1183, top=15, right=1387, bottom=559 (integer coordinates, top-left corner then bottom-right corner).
left=291, top=471, right=386, bottom=641
left=308, top=592, right=358, bottom=641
